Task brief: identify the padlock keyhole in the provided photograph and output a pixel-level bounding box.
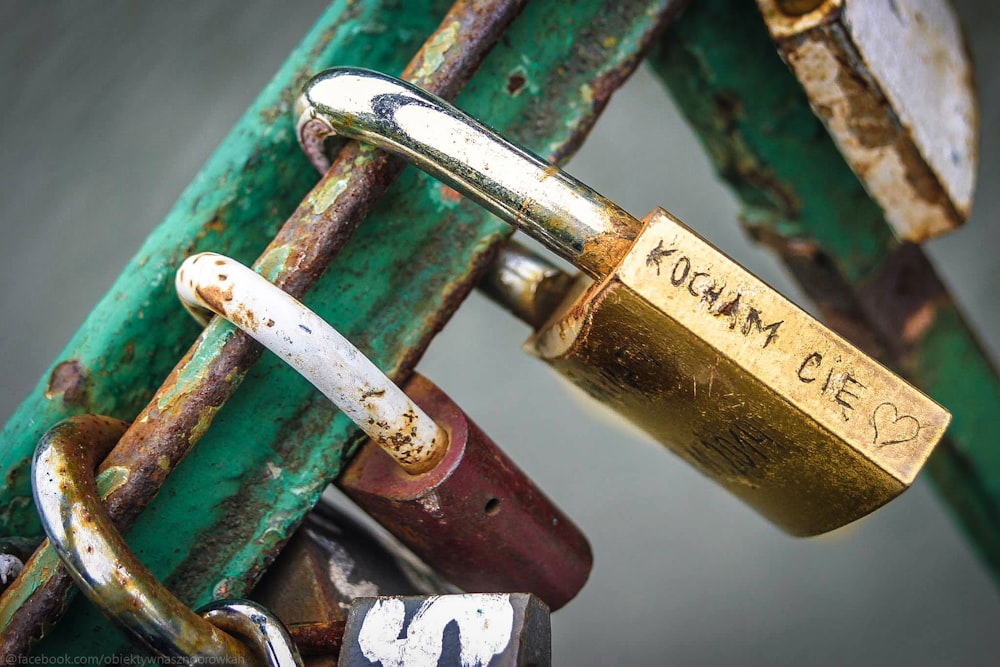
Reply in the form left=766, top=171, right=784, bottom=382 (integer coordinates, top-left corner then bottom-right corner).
left=484, top=498, right=501, bottom=516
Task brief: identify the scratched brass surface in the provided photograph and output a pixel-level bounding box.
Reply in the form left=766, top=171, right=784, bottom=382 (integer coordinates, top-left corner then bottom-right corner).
left=531, top=208, right=950, bottom=535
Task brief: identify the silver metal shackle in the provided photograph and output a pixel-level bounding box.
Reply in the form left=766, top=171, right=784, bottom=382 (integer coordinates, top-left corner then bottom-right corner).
left=31, top=416, right=263, bottom=663
left=478, top=240, right=577, bottom=330
left=199, top=600, right=304, bottom=667
left=295, top=67, right=641, bottom=279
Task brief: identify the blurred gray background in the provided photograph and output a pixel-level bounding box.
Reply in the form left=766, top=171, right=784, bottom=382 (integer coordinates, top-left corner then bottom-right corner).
left=0, top=1, right=997, bottom=665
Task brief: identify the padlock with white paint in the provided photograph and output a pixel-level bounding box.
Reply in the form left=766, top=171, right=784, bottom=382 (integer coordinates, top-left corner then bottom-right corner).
left=339, top=593, right=550, bottom=667
left=757, top=0, right=977, bottom=241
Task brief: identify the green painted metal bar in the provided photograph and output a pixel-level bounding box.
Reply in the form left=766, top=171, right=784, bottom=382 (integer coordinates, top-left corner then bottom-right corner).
left=0, top=0, right=445, bottom=538
left=0, top=0, right=678, bottom=655
left=648, top=0, right=1000, bottom=578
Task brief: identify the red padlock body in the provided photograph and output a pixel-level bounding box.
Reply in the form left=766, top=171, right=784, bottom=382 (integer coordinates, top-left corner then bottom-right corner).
left=337, top=374, right=592, bottom=611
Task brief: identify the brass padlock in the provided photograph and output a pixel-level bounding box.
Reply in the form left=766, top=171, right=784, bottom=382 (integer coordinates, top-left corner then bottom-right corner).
left=295, top=68, right=951, bottom=536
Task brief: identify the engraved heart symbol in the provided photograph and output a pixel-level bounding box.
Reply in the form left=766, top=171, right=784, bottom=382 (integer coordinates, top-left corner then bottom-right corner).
left=871, top=402, right=921, bottom=448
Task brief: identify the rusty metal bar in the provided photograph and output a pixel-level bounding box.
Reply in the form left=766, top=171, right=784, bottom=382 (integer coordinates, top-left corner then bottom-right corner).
left=286, top=620, right=345, bottom=657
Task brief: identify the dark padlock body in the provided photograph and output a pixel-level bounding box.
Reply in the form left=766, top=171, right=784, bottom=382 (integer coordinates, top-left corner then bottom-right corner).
left=338, top=375, right=591, bottom=611
left=251, top=499, right=452, bottom=630
left=338, top=593, right=550, bottom=667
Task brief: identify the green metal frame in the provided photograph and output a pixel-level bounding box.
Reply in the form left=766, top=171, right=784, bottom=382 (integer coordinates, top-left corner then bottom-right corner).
left=0, top=0, right=673, bottom=654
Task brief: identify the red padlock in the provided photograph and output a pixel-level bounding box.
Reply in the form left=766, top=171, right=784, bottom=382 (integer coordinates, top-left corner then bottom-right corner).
left=340, top=374, right=591, bottom=611
left=177, top=253, right=592, bottom=611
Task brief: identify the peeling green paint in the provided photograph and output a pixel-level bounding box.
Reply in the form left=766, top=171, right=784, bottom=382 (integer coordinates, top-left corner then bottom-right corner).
left=154, top=329, right=238, bottom=412
left=414, top=20, right=462, bottom=79
left=95, top=467, right=130, bottom=498
left=0, top=545, right=63, bottom=631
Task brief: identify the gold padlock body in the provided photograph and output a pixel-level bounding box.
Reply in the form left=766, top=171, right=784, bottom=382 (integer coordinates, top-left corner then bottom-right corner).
left=530, top=208, right=950, bottom=535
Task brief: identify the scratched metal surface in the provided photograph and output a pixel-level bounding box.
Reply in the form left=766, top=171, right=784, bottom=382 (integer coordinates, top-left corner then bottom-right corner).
left=0, top=1, right=998, bottom=665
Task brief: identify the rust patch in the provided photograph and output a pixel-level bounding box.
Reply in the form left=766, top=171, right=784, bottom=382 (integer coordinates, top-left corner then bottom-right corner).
left=45, top=360, right=89, bottom=406
left=192, top=214, right=227, bottom=245
left=775, top=0, right=826, bottom=16
left=828, top=31, right=962, bottom=219
left=120, top=343, right=135, bottom=364
left=749, top=225, right=885, bottom=357
left=226, top=301, right=257, bottom=333
left=506, top=72, right=526, bottom=94
left=514, top=197, right=535, bottom=227
left=896, top=141, right=957, bottom=235
left=288, top=620, right=345, bottom=656
left=856, top=243, right=950, bottom=360
left=713, top=91, right=744, bottom=122
left=439, top=185, right=463, bottom=204
left=578, top=226, right=636, bottom=279
left=834, top=62, right=894, bottom=150
left=5, top=462, right=22, bottom=488
left=193, top=283, right=235, bottom=312
left=786, top=25, right=964, bottom=233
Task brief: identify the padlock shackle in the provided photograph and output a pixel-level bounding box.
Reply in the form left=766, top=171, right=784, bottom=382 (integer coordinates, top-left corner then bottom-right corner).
left=30, top=415, right=263, bottom=662
left=176, top=253, right=449, bottom=475
left=479, top=240, right=577, bottom=330
left=198, top=600, right=304, bottom=666
left=296, top=67, right=641, bottom=279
